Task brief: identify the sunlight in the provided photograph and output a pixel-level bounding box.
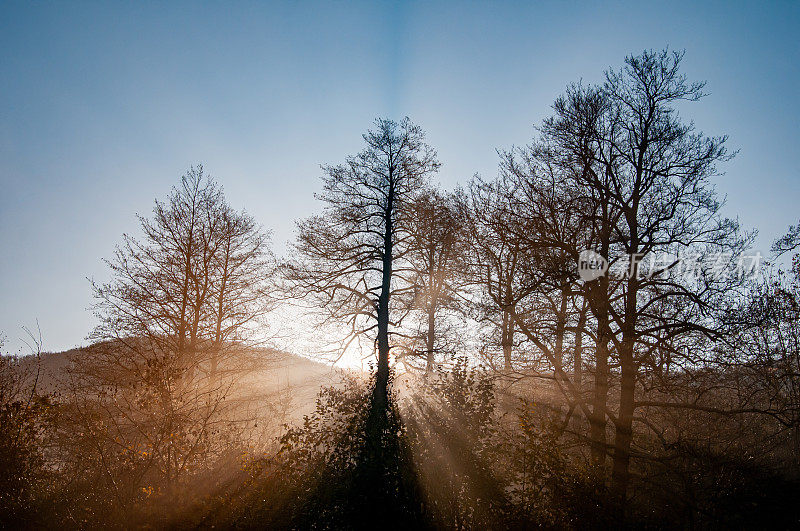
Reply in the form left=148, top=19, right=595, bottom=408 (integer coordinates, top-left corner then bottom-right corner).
left=2, top=3, right=798, bottom=527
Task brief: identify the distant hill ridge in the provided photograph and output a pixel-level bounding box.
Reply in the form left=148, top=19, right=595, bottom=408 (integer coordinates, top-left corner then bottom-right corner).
left=14, top=342, right=345, bottom=420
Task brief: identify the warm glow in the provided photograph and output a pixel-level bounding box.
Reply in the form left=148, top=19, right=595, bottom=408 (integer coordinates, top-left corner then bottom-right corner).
left=2, top=2, right=798, bottom=528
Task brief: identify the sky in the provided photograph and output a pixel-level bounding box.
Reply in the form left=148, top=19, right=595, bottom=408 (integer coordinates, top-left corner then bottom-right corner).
left=1, top=0, right=798, bottom=356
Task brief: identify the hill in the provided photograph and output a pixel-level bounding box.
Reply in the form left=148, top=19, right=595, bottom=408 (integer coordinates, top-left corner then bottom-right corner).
left=15, top=343, right=345, bottom=423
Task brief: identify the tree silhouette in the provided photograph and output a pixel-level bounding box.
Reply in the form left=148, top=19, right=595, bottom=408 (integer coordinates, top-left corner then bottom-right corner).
left=405, top=189, right=466, bottom=373
left=285, top=117, right=439, bottom=411
left=74, top=166, right=273, bottom=505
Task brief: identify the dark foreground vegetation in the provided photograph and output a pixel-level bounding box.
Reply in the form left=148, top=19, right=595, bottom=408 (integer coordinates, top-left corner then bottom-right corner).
left=4, top=356, right=800, bottom=529
left=3, top=49, right=800, bottom=529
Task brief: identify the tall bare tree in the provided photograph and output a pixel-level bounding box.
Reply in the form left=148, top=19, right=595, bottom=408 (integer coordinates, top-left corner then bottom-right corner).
left=474, top=51, right=747, bottom=508
left=284, top=117, right=440, bottom=412
left=207, top=203, right=274, bottom=381
left=493, top=85, right=616, bottom=467
left=405, top=189, right=465, bottom=373
left=540, top=50, right=744, bottom=501
left=464, top=175, right=527, bottom=372
left=75, top=166, right=273, bottom=497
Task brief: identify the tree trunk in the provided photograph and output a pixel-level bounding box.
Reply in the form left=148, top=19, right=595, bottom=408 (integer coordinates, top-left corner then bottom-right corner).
left=425, top=303, right=436, bottom=373
left=589, top=275, right=610, bottom=468
left=611, top=339, right=635, bottom=502
left=574, top=300, right=587, bottom=392
left=554, top=284, right=569, bottom=369
left=211, top=245, right=230, bottom=389
left=372, top=179, right=394, bottom=426
left=611, top=261, right=639, bottom=504
left=501, top=308, right=513, bottom=371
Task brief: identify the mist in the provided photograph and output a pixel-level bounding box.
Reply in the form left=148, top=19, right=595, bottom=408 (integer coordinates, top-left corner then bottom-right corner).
left=3, top=4, right=800, bottom=529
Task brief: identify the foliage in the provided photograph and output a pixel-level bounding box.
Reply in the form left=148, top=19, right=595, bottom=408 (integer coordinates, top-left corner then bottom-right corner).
left=209, top=373, right=427, bottom=529
left=0, top=355, right=54, bottom=527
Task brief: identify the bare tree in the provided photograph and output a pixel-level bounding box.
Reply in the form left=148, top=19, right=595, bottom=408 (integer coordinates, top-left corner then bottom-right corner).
left=74, top=166, right=274, bottom=497
left=541, top=50, right=744, bottom=501
left=491, top=86, right=616, bottom=467
left=727, top=263, right=800, bottom=470
left=208, top=203, right=274, bottom=382
left=405, top=189, right=465, bottom=373
left=472, top=51, right=747, bottom=509
left=464, top=175, right=527, bottom=372
left=491, top=148, right=602, bottom=459
left=284, top=118, right=439, bottom=412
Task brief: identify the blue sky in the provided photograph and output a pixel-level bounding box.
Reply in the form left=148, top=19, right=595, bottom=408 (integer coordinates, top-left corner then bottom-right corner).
left=1, top=1, right=798, bottom=354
